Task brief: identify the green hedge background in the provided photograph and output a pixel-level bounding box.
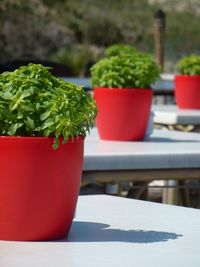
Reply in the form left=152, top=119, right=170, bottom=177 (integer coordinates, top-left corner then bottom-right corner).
left=0, top=0, right=200, bottom=75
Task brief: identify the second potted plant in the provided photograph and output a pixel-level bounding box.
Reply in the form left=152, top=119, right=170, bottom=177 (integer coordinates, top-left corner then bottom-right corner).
left=175, top=54, right=200, bottom=109
left=90, top=53, right=160, bottom=141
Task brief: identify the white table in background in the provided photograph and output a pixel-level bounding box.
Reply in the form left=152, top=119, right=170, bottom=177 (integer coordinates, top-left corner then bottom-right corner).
left=83, top=128, right=200, bottom=205
left=1, top=195, right=200, bottom=267
left=152, top=105, right=200, bottom=201
left=63, top=74, right=174, bottom=93
left=153, top=104, right=200, bottom=126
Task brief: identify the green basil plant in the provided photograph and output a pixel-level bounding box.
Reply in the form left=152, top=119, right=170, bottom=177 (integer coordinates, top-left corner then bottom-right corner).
left=90, top=53, right=160, bottom=89
left=176, top=54, right=200, bottom=75
left=105, top=44, right=138, bottom=57
left=0, top=64, right=97, bottom=149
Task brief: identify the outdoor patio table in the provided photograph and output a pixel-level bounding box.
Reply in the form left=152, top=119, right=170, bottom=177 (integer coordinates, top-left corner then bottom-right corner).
left=63, top=74, right=174, bottom=94
left=153, top=104, right=200, bottom=127
left=152, top=104, right=200, bottom=202
left=0, top=195, right=200, bottom=267
left=83, top=128, right=200, bottom=205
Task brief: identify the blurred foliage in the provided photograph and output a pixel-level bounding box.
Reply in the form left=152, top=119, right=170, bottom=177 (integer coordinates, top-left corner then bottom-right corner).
left=176, top=54, right=200, bottom=75
left=0, top=0, right=200, bottom=75
left=52, top=44, right=104, bottom=77
left=0, top=0, right=74, bottom=60
left=105, top=44, right=138, bottom=57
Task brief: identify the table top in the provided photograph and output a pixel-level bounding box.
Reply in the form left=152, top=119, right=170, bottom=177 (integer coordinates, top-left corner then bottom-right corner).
left=1, top=195, right=200, bottom=267
left=63, top=74, right=174, bottom=92
left=153, top=105, right=200, bottom=125
left=83, top=128, right=200, bottom=171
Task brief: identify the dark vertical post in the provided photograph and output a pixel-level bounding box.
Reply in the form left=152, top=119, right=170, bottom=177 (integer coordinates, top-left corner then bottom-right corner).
left=154, top=9, right=166, bottom=72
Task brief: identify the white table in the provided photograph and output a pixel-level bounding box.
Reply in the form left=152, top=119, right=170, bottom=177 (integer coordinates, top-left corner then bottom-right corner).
left=1, top=195, right=200, bottom=267
left=83, top=128, right=200, bottom=204
left=152, top=105, right=200, bottom=201
left=63, top=74, right=174, bottom=93
left=153, top=104, right=200, bottom=126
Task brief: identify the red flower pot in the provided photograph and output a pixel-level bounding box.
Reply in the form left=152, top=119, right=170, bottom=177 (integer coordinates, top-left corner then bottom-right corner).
left=94, top=88, right=153, bottom=141
left=0, top=136, right=84, bottom=241
left=175, top=75, right=200, bottom=109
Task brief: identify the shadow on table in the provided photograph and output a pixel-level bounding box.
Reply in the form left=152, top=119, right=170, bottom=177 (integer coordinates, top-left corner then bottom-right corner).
left=146, top=137, right=200, bottom=143
left=62, top=221, right=182, bottom=243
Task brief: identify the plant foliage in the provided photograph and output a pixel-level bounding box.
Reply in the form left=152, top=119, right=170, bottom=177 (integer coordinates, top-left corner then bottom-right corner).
left=105, top=44, right=138, bottom=57
left=90, top=53, right=160, bottom=89
left=0, top=64, right=97, bottom=149
left=176, top=54, right=200, bottom=75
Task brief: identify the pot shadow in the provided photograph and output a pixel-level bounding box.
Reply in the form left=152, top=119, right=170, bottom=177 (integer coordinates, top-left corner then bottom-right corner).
left=146, top=136, right=200, bottom=143
left=59, top=221, right=182, bottom=243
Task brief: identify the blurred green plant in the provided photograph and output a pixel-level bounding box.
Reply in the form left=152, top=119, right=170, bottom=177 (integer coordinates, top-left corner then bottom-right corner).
left=105, top=44, right=138, bottom=57
left=90, top=53, right=160, bottom=88
left=52, top=45, right=103, bottom=77
left=176, top=54, right=200, bottom=75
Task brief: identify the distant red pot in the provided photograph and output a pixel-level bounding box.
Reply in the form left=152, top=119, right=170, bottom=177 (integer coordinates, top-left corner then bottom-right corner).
left=0, top=136, right=84, bottom=241
left=94, top=88, right=152, bottom=141
left=175, top=75, right=200, bottom=109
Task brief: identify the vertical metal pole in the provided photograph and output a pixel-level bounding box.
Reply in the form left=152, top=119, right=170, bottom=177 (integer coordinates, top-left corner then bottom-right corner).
left=154, top=9, right=166, bottom=72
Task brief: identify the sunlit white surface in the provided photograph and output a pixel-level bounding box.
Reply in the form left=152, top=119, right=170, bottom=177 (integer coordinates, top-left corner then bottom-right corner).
left=0, top=195, right=200, bottom=267
left=84, top=128, right=200, bottom=170
left=153, top=105, right=200, bottom=125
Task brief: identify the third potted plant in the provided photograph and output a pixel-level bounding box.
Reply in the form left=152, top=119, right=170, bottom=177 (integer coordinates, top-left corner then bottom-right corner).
left=175, top=54, right=200, bottom=109
left=104, top=44, right=138, bottom=57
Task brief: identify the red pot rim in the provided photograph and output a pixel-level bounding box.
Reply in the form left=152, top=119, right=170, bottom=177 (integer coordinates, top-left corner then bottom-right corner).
left=94, top=87, right=151, bottom=92
left=175, top=74, right=200, bottom=78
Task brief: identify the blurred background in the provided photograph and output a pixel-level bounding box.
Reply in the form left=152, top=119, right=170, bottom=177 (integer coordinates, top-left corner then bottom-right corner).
left=0, top=0, right=200, bottom=76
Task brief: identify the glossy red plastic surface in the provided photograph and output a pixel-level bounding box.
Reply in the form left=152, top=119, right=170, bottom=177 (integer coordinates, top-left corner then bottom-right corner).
left=94, top=88, right=152, bottom=141
left=0, top=136, right=84, bottom=241
left=175, top=75, right=200, bottom=109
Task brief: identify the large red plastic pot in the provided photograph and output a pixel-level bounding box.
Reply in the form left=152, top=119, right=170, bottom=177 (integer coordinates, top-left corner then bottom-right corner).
left=0, top=136, right=84, bottom=241
left=175, top=75, right=200, bottom=109
left=94, top=88, right=153, bottom=141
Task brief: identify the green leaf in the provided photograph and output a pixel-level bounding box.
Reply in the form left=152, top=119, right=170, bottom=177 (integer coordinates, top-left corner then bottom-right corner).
left=40, top=110, right=52, bottom=121
left=52, top=137, right=59, bottom=150
left=62, top=130, right=69, bottom=144
left=26, top=117, right=34, bottom=129
left=41, top=118, right=54, bottom=129
left=2, top=91, right=13, bottom=100
left=8, top=123, right=21, bottom=135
